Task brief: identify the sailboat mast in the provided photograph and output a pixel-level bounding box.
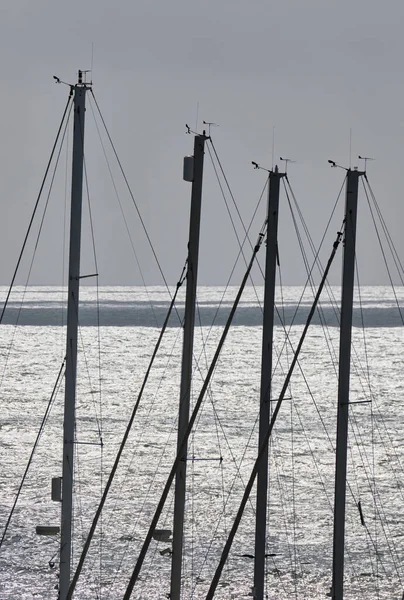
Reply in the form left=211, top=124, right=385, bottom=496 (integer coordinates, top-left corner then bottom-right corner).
left=254, top=166, right=283, bottom=600
left=170, top=134, right=205, bottom=600
left=332, top=167, right=363, bottom=600
left=59, top=71, right=88, bottom=600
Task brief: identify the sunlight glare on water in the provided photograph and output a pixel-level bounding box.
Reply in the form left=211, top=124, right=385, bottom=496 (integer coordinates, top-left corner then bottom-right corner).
left=0, top=286, right=402, bottom=599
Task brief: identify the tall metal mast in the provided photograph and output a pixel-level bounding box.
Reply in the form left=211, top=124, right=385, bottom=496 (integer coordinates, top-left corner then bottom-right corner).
left=331, top=167, right=363, bottom=600
left=170, top=134, right=206, bottom=600
left=254, top=166, right=283, bottom=600
left=59, top=71, right=89, bottom=600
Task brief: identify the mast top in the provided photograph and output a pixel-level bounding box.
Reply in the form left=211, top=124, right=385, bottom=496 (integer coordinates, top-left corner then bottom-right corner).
left=328, top=159, right=365, bottom=175
left=53, top=70, right=92, bottom=90
left=76, top=69, right=92, bottom=87
left=251, top=161, right=285, bottom=176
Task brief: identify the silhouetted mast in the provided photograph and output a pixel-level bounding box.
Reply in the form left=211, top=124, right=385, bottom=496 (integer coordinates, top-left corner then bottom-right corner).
left=59, top=70, right=90, bottom=600
left=331, top=166, right=364, bottom=600
left=254, top=165, right=284, bottom=600
left=170, top=133, right=206, bottom=600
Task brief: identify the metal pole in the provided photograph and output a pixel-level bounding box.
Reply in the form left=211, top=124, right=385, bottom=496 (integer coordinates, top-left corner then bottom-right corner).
left=59, top=72, right=87, bottom=600
left=254, top=167, right=283, bottom=600
left=331, top=168, right=363, bottom=600
left=170, top=134, right=205, bottom=600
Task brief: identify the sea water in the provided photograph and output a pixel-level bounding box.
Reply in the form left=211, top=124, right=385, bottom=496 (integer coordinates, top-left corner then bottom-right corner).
left=0, top=286, right=402, bottom=599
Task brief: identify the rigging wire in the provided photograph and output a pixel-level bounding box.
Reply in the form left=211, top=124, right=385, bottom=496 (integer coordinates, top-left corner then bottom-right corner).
left=100, top=325, right=183, bottom=600
left=61, top=106, right=70, bottom=334
left=282, top=176, right=344, bottom=348
left=0, top=100, right=73, bottom=393
left=81, top=150, right=103, bottom=440
left=206, top=142, right=251, bottom=271
left=0, top=357, right=66, bottom=550
left=187, top=309, right=291, bottom=588
left=282, top=179, right=339, bottom=375
left=265, top=177, right=345, bottom=404
left=364, top=176, right=404, bottom=282
left=189, top=370, right=278, bottom=595
left=270, top=435, right=301, bottom=594
left=284, top=175, right=345, bottom=320
left=275, top=257, right=300, bottom=596
left=204, top=139, right=267, bottom=316
left=87, top=95, right=160, bottom=328
left=0, top=89, right=73, bottom=324
left=347, top=255, right=382, bottom=594
left=82, top=139, right=105, bottom=596
left=209, top=139, right=256, bottom=253
left=90, top=91, right=171, bottom=297
left=357, top=181, right=404, bottom=504
left=362, top=178, right=404, bottom=324
left=193, top=298, right=226, bottom=497
left=187, top=297, right=228, bottom=594
left=206, top=139, right=266, bottom=309
left=356, top=261, right=380, bottom=592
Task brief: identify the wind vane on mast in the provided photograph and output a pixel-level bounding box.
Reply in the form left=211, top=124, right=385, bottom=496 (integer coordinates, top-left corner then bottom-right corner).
left=53, top=70, right=92, bottom=88
left=358, top=154, right=374, bottom=170
left=328, top=159, right=349, bottom=171
left=280, top=156, right=296, bottom=172
left=202, top=120, right=218, bottom=136
left=251, top=161, right=271, bottom=173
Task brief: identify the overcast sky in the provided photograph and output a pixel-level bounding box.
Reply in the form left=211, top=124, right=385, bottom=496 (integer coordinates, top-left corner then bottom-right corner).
left=1, top=0, right=403, bottom=287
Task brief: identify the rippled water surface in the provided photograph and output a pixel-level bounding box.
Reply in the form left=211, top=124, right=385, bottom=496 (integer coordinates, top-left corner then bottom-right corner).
left=0, top=286, right=403, bottom=599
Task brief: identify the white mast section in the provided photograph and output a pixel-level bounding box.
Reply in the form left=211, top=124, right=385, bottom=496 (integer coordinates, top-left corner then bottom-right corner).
left=59, top=71, right=89, bottom=600
left=331, top=167, right=364, bottom=600
left=254, top=166, right=283, bottom=600
left=170, top=134, right=206, bottom=600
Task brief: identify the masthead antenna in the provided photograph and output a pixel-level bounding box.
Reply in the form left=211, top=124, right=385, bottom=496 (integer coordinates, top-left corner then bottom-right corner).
left=91, top=42, right=94, bottom=80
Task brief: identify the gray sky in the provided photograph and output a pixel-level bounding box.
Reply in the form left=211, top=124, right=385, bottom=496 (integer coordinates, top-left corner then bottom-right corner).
left=1, top=0, right=403, bottom=286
